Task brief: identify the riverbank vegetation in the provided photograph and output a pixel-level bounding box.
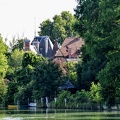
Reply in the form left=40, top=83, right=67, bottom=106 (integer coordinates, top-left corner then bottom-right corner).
left=0, top=0, right=120, bottom=110
left=51, top=85, right=102, bottom=110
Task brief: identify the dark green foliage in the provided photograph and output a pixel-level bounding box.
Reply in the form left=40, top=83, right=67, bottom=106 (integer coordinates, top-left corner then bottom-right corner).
left=5, top=49, right=24, bottom=82
left=0, top=35, right=8, bottom=78
left=0, top=35, right=8, bottom=54
left=12, top=39, right=24, bottom=51
left=38, top=11, right=78, bottom=44
left=38, top=19, right=53, bottom=40
left=22, top=51, right=45, bottom=68
left=75, top=90, right=89, bottom=103
left=55, top=90, right=72, bottom=108
left=0, top=35, right=8, bottom=105
left=98, top=56, right=120, bottom=108
left=66, top=62, right=77, bottom=88
left=51, top=90, right=97, bottom=109
left=89, top=82, right=103, bottom=104
left=8, top=49, right=24, bottom=71
left=32, top=61, right=62, bottom=99
left=8, top=38, right=24, bottom=52
left=15, top=65, right=34, bottom=85
left=22, top=52, right=36, bottom=68
left=0, top=79, right=8, bottom=105
left=75, top=0, right=120, bottom=108
left=5, top=67, right=15, bottom=81
left=15, top=54, right=62, bottom=105
left=14, top=53, right=46, bottom=104
left=5, top=82, right=18, bottom=105
left=14, top=83, right=33, bottom=105
left=77, top=59, right=106, bottom=90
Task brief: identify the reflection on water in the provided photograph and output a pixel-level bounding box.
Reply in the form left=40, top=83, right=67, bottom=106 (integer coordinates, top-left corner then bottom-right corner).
left=3, top=117, right=22, bottom=120
left=0, top=107, right=120, bottom=120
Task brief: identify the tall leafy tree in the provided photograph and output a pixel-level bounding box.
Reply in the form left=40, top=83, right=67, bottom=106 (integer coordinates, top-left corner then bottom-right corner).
left=5, top=82, right=18, bottom=105
left=97, top=50, right=120, bottom=108
left=8, top=49, right=24, bottom=71
left=61, top=11, right=77, bottom=37
left=0, top=35, right=8, bottom=78
left=9, top=37, right=24, bottom=52
left=0, top=35, right=8, bottom=105
left=22, top=51, right=45, bottom=68
left=0, top=78, right=8, bottom=104
left=75, top=0, right=120, bottom=107
left=14, top=52, right=46, bottom=104
left=66, top=62, right=77, bottom=88
left=0, top=54, right=8, bottom=79
left=5, top=49, right=24, bottom=81
left=12, top=39, right=24, bottom=51
left=32, top=61, right=62, bottom=99
left=38, top=19, right=53, bottom=39
left=38, top=11, right=78, bottom=44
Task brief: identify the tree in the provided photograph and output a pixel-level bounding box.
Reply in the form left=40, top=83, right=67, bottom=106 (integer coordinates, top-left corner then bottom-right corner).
left=0, top=35, right=8, bottom=78
left=74, top=0, right=104, bottom=90
left=61, top=11, right=77, bottom=37
left=5, top=49, right=24, bottom=82
left=52, top=21, right=66, bottom=44
left=66, top=62, right=77, bottom=88
left=9, top=37, right=24, bottom=52
left=14, top=65, right=34, bottom=105
left=32, top=61, right=62, bottom=99
left=0, top=54, right=8, bottom=79
left=8, top=49, right=24, bottom=71
left=12, top=39, right=24, bottom=51
left=97, top=54, right=120, bottom=108
left=0, top=79, right=8, bottom=104
left=38, top=11, right=78, bottom=44
left=77, top=58, right=104, bottom=90
left=14, top=52, right=46, bottom=104
left=0, top=35, right=8, bottom=105
left=89, top=82, right=103, bottom=105
left=22, top=51, right=46, bottom=68
left=74, top=0, right=120, bottom=107
left=5, top=82, right=18, bottom=105
left=15, top=60, right=62, bottom=105
left=0, top=35, right=8, bottom=54
left=38, top=19, right=53, bottom=39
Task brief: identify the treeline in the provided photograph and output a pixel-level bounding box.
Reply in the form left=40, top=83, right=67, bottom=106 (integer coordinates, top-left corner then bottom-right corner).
left=38, top=11, right=79, bottom=44
left=74, top=0, right=120, bottom=109
left=0, top=36, right=77, bottom=107
left=0, top=0, right=120, bottom=110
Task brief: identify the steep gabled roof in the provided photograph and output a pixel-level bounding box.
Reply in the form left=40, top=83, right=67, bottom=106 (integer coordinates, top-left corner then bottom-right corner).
left=55, top=37, right=84, bottom=57
left=31, top=36, right=53, bottom=58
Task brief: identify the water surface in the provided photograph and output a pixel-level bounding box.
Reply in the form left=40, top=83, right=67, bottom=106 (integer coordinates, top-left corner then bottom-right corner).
left=0, top=107, right=120, bottom=120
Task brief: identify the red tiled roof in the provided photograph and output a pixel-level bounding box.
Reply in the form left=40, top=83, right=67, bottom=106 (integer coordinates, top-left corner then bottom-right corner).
left=55, top=37, right=84, bottom=58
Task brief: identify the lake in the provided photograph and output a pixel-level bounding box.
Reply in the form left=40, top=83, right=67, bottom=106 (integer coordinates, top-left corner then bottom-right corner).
left=0, top=107, right=120, bottom=120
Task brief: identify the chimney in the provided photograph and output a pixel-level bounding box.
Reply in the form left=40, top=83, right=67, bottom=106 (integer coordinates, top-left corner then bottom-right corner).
left=24, top=39, right=30, bottom=51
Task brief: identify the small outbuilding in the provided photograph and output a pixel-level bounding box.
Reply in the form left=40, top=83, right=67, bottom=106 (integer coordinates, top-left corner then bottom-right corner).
left=58, top=80, right=77, bottom=94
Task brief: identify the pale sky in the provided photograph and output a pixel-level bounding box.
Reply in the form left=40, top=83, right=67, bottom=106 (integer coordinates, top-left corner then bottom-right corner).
left=0, top=0, right=77, bottom=41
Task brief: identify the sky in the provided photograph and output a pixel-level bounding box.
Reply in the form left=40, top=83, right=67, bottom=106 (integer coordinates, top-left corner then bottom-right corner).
left=0, top=0, right=77, bottom=42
